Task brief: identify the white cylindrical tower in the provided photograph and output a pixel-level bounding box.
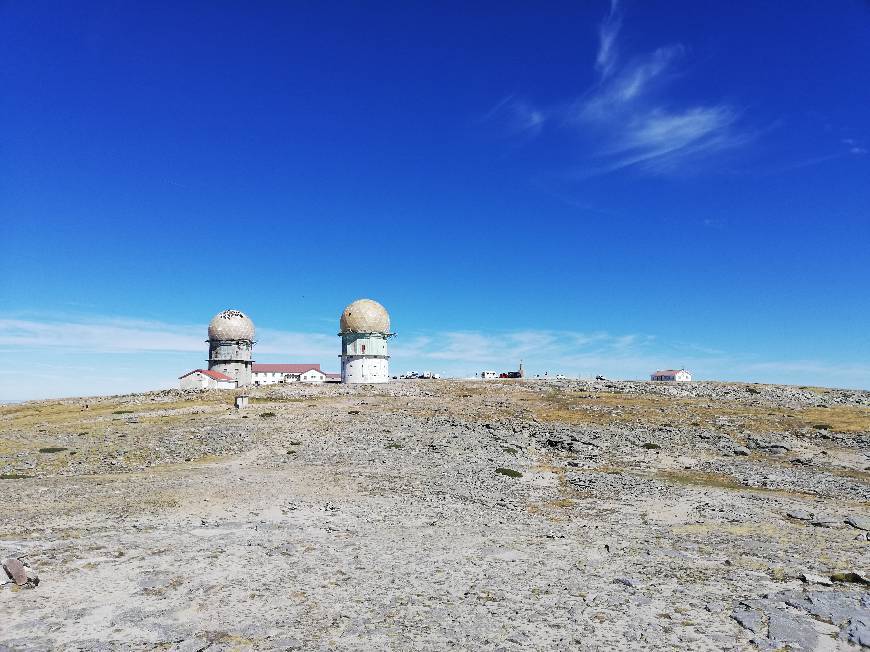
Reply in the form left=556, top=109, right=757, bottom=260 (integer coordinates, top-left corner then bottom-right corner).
left=339, top=299, right=392, bottom=384
left=207, top=309, right=255, bottom=386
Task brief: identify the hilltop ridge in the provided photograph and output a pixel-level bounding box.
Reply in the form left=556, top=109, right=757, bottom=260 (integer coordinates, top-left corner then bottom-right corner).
left=2, top=379, right=869, bottom=649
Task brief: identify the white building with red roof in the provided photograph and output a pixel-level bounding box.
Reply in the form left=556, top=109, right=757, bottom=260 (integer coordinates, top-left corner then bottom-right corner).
left=650, top=369, right=692, bottom=382
left=251, top=363, right=340, bottom=385
left=178, top=369, right=237, bottom=390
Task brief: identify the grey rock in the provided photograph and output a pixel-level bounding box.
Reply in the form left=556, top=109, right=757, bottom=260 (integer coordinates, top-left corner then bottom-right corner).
left=767, top=608, right=818, bottom=650
left=785, top=589, right=870, bottom=625
left=2, top=558, right=27, bottom=586
left=732, top=605, right=766, bottom=635
left=506, top=631, right=529, bottom=644
left=799, top=572, right=833, bottom=586
left=613, top=577, right=639, bottom=588
left=846, top=515, right=870, bottom=531
left=269, top=637, right=302, bottom=649
left=811, top=514, right=843, bottom=528
left=175, top=638, right=210, bottom=652
left=842, top=618, right=870, bottom=647
left=787, top=509, right=813, bottom=521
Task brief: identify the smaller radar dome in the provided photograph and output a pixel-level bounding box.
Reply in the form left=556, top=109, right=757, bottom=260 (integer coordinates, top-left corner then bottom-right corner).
left=208, top=310, right=255, bottom=341
left=340, top=299, right=390, bottom=334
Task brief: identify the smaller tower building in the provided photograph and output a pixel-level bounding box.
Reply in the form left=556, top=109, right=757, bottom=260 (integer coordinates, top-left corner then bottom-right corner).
left=207, top=309, right=255, bottom=386
left=339, top=299, right=392, bottom=384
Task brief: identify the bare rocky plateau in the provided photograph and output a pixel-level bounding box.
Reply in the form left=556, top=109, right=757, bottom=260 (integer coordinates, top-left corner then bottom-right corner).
left=1, top=379, right=869, bottom=651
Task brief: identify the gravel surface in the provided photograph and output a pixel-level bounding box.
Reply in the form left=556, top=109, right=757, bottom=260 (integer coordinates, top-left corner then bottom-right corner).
left=1, top=379, right=868, bottom=650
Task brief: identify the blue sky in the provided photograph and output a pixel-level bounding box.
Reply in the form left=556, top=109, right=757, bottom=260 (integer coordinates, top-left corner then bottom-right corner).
left=2, top=1, right=869, bottom=400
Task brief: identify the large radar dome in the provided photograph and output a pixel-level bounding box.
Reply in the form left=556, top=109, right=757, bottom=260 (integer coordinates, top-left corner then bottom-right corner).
left=208, top=310, right=255, bottom=341
left=340, top=299, right=390, bottom=334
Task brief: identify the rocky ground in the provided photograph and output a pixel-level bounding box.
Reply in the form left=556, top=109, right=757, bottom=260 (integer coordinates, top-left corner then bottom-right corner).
left=1, top=379, right=869, bottom=651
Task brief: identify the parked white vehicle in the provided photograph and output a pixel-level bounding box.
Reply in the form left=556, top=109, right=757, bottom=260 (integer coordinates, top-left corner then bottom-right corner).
left=481, top=370, right=498, bottom=380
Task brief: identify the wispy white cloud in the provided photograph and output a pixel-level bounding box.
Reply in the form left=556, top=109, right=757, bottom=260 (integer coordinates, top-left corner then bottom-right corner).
left=0, top=317, right=334, bottom=359
left=755, top=135, right=868, bottom=174
left=578, top=8, right=747, bottom=173
left=390, top=328, right=868, bottom=389
left=489, top=2, right=745, bottom=175
left=0, top=317, right=203, bottom=353
left=485, top=95, right=547, bottom=139
left=702, top=217, right=727, bottom=230
left=841, top=138, right=867, bottom=155
left=600, top=107, right=741, bottom=173
left=580, top=45, right=684, bottom=120
left=595, top=0, right=622, bottom=79
left=392, top=329, right=649, bottom=368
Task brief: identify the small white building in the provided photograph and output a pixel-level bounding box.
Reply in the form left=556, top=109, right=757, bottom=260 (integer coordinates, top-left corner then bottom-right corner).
left=651, top=369, right=692, bottom=382
left=251, top=363, right=335, bottom=385
left=179, top=369, right=237, bottom=390
left=481, top=370, right=498, bottom=380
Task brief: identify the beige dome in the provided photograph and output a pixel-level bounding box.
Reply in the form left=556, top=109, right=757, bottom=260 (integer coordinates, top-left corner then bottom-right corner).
left=340, top=299, right=390, bottom=334
left=208, top=309, right=255, bottom=341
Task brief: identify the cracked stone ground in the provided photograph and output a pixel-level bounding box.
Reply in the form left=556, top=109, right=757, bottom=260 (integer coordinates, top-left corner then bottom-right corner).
left=1, top=379, right=868, bottom=650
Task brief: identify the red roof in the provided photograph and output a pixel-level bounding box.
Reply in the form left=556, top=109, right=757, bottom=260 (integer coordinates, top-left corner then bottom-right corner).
left=325, top=373, right=341, bottom=379
left=652, top=369, right=688, bottom=376
left=179, top=369, right=234, bottom=381
left=252, top=363, right=322, bottom=374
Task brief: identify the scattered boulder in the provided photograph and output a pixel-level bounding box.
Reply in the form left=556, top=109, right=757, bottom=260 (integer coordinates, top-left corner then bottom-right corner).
left=2, top=558, right=38, bottom=588
left=799, top=573, right=833, bottom=586
left=787, top=509, right=814, bottom=521
left=748, top=437, right=791, bottom=454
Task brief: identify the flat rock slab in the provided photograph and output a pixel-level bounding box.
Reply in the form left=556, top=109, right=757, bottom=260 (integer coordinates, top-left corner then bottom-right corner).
left=847, top=515, right=870, bottom=531
left=767, top=608, right=818, bottom=650
left=811, top=514, right=844, bottom=528
left=735, top=588, right=870, bottom=649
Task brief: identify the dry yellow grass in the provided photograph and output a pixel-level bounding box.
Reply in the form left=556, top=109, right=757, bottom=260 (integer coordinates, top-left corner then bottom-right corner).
left=799, top=406, right=870, bottom=433
left=527, top=389, right=870, bottom=434
left=0, top=396, right=232, bottom=433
